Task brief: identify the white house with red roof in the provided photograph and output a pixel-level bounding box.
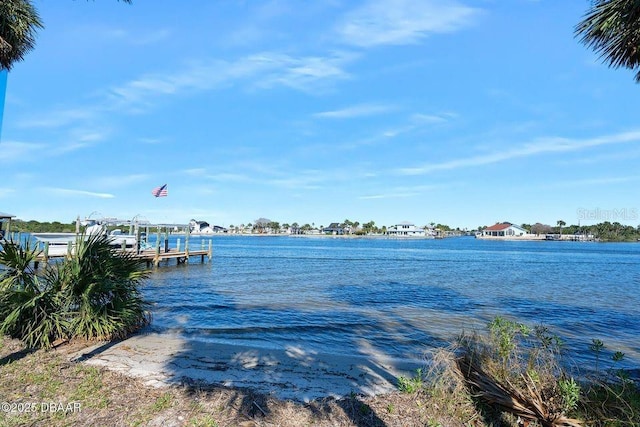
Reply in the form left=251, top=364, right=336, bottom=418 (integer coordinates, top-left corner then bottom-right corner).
left=481, top=222, right=529, bottom=238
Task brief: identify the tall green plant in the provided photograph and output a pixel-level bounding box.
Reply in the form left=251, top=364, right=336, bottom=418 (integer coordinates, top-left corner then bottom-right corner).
left=0, top=234, right=150, bottom=348
left=0, top=240, right=66, bottom=348
left=58, top=233, right=151, bottom=341
left=456, top=317, right=583, bottom=426
left=488, top=316, right=531, bottom=375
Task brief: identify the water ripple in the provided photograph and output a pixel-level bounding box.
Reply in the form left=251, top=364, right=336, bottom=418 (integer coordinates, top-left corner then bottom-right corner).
left=143, top=236, right=640, bottom=369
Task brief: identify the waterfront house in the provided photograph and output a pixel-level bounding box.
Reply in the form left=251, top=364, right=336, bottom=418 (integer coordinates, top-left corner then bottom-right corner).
left=481, top=222, right=529, bottom=237
left=323, top=223, right=345, bottom=235
left=189, top=219, right=216, bottom=234
left=387, top=221, right=426, bottom=237
left=213, top=225, right=227, bottom=233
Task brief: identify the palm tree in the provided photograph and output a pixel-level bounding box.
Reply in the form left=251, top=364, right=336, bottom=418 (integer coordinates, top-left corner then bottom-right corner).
left=0, top=0, right=131, bottom=139
left=575, top=0, right=640, bottom=82
left=0, top=239, right=66, bottom=348
left=0, top=234, right=149, bottom=348
left=60, top=233, right=150, bottom=341
left=0, top=0, right=43, bottom=71
left=557, top=220, right=566, bottom=237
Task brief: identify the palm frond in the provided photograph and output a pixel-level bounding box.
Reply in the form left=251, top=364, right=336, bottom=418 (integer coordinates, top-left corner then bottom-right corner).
left=0, top=0, right=43, bottom=70
left=575, top=0, right=640, bottom=82
left=0, top=231, right=150, bottom=348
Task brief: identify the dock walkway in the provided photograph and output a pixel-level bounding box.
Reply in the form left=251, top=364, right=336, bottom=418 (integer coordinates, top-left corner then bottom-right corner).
left=135, top=247, right=211, bottom=267
left=33, top=239, right=212, bottom=268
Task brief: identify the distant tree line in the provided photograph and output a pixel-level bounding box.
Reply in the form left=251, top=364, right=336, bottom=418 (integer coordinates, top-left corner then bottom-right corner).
left=10, top=219, right=76, bottom=233
left=243, top=218, right=457, bottom=236
left=9, top=218, right=640, bottom=242
left=520, top=221, right=640, bottom=242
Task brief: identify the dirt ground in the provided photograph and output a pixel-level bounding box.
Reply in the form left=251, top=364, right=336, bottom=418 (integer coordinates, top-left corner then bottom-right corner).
left=0, top=337, right=495, bottom=427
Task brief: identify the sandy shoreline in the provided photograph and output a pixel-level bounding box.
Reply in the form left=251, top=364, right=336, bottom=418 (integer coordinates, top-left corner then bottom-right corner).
left=69, top=332, right=425, bottom=402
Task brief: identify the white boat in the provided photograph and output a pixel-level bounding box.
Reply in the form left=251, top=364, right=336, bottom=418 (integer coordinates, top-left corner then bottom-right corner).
left=32, top=217, right=138, bottom=255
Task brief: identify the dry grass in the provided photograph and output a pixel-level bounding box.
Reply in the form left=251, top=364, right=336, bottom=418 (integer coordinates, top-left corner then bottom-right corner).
left=2, top=335, right=637, bottom=427
left=454, top=354, right=583, bottom=427
left=443, top=320, right=640, bottom=427
left=0, top=337, right=500, bottom=427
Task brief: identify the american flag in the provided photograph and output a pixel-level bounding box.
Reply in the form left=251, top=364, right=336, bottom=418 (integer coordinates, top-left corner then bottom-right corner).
left=151, top=184, right=168, bottom=197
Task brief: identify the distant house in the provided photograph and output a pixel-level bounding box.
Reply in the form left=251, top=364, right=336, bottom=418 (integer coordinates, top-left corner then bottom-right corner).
left=481, top=222, right=529, bottom=237
left=387, top=221, right=426, bottom=237
left=189, top=219, right=215, bottom=234
left=323, top=223, right=345, bottom=235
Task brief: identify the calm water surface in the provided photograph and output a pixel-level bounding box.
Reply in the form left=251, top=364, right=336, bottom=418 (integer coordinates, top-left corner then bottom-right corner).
left=144, top=236, right=640, bottom=370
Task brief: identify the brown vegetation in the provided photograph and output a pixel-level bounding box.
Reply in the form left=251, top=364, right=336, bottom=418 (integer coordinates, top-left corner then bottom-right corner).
left=2, top=326, right=638, bottom=427
left=0, top=337, right=489, bottom=427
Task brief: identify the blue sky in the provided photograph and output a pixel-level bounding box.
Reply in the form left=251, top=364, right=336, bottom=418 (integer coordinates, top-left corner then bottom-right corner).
left=1, top=0, right=639, bottom=229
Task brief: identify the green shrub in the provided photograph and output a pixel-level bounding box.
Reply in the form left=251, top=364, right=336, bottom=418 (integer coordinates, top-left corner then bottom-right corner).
left=398, top=368, right=424, bottom=394
left=0, top=234, right=150, bottom=348
left=455, top=317, right=582, bottom=427
left=558, top=376, right=581, bottom=412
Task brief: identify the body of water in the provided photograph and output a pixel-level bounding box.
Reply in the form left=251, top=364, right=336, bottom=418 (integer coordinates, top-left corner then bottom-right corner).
left=143, top=235, right=640, bottom=371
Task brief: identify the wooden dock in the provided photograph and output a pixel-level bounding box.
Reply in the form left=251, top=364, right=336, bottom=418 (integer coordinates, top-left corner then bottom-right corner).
left=33, top=238, right=213, bottom=268
left=135, top=246, right=212, bottom=267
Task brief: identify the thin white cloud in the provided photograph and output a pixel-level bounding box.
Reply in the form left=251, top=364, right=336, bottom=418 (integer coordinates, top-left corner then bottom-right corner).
left=93, top=174, right=150, bottom=188
left=397, top=130, right=640, bottom=175
left=314, top=103, right=396, bottom=119
left=133, top=29, right=172, bottom=46
left=209, top=173, right=255, bottom=183
left=182, top=168, right=255, bottom=183
left=0, top=188, right=15, bottom=198
left=251, top=52, right=353, bottom=93
left=54, top=129, right=110, bottom=154
left=138, top=137, right=165, bottom=145
left=381, top=112, right=455, bottom=138
left=108, top=52, right=354, bottom=110
left=19, top=50, right=354, bottom=142
left=265, top=168, right=326, bottom=189
left=0, top=140, right=47, bottom=160
left=544, top=176, right=640, bottom=189
left=268, top=180, right=323, bottom=190
left=44, top=188, right=115, bottom=199
left=359, top=192, right=419, bottom=200
left=410, top=112, right=455, bottom=124
left=359, top=184, right=446, bottom=199
left=183, top=168, right=208, bottom=177
left=74, top=24, right=172, bottom=47
left=337, top=0, right=480, bottom=48
left=561, top=147, right=640, bottom=165
left=18, top=107, right=96, bottom=129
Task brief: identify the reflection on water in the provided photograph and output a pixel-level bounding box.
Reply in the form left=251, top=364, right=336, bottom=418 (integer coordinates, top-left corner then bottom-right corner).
left=144, top=236, right=640, bottom=370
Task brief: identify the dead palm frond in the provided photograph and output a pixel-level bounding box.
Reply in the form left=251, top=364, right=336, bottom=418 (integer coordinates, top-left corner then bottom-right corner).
left=456, top=353, right=583, bottom=427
